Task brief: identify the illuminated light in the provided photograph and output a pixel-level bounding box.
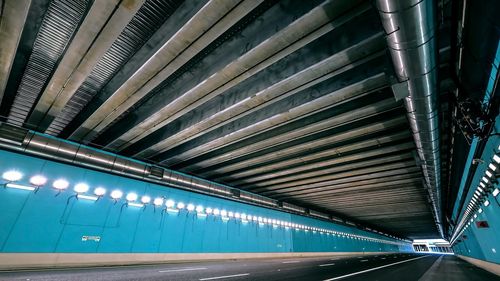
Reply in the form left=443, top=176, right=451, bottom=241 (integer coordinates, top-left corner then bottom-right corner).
left=493, top=188, right=500, bottom=197
left=29, top=175, right=47, bottom=186
left=77, top=194, right=98, bottom=201
left=479, top=208, right=483, bottom=213
left=74, top=183, right=89, bottom=193
left=187, top=204, right=195, bottom=211
left=213, top=209, right=220, bottom=216
left=493, top=154, right=500, bottom=164
left=263, top=218, right=268, bottom=223
left=234, top=212, right=240, bottom=219
left=5, top=183, right=35, bottom=191
left=128, top=202, right=144, bottom=208
left=2, top=170, right=23, bottom=182
left=480, top=182, right=486, bottom=188
left=153, top=198, right=164, bottom=206
left=258, top=217, right=263, bottom=222
left=272, top=219, right=276, bottom=224
left=482, top=177, right=489, bottom=183
left=228, top=211, right=234, bottom=218
left=94, top=187, right=106, bottom=196
left=221, top=210, right=227, bottom=217
left=485, top=170, right=493, bottom=178
left=252, top=216, right=258, bottom=222
left=477, top=186, right=484, bottom=192
left=141, top=196, right=151, bottom=204
left=53, top=179, right=69, bottom=190
left=196, top=205, right=204, bottom=213
left=474, top=214, right=477, bottom=218
left=165, top=199, right=175, bottom=208
left=484, top=200, right=490, bottom=207
left=241, top=214, right=247, bottom=220
left=489, top=163, right=497, bottom=171
left=110, top=190, right=123, bottom=199
left=126, top=193, right=138, bottom=202
left=177, top=202, right=185, bottom=209
left=206, top=207, right=213, bottom=214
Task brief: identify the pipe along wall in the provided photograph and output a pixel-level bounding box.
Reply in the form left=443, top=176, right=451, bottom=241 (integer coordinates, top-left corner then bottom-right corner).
left=0, top=148, right=412, bottom=269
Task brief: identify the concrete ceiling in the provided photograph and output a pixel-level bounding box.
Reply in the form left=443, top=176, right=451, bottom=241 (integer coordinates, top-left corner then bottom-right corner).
left=0, top=0, right=461, bottom=239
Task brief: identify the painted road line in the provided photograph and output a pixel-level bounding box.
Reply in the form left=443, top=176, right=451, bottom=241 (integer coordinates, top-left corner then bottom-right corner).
left=282, top=261, right=300, bottom=264
left=360, top=260, right=369, bottom=262
left=159, top=267, right=207, bottom=273
left=319, top=263, right=335, bottom=267
left=199, top=273, right=250, bottom=280
left=381, top=257, right=386, bottom=260
left=323, top=255, right=430, bottom=281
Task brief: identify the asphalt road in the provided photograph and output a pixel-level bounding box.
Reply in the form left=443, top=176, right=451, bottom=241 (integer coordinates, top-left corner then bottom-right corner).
left=0, top=253, right=497, bottom=281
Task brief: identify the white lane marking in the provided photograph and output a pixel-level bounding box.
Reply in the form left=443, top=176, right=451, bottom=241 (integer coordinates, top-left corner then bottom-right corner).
left=330, top=258, right=339, bottom=261
left=159, top=267, right=207, bottom=273
left=323, top=255, right=430, bottom=281
left=360, top=260, right=369, bottom=262
left=319, top=263, right=335, bottom=267
left=282, top=261, right=300, bottom=264
left=199, top=273, right=250, bottom=280
left=418, top=255, right=443, bottom=281
left=381, top=257, right=386, bottom=260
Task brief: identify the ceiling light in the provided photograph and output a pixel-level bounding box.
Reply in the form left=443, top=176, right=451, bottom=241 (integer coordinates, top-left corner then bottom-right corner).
left=110, top=190, right=123, bottom=199
left=228, top=211, right=234, bottom=218
left=141, top=196, right=151, bottom=204
left=2, top=170, right=23, bottom=182
left=213, top=209, right=220, bottom=216
left=484, top=200, right=490, bottom=207
left=493, top=154, right=500, bottom=164
left=29, top=175, right=47, bottom=186
left=74, top=183, right=89, bottom=193
left=126, top=193, right=138, bottom=202
left=153, top=198, right=164, bottom=206
left=5, top=183, right=35, bottom=191
left=482, top=177, right=489, bottom=183
left=485, top=170, right=493, bottom=178
left=206, top=207, right=213, bottom=214
left=165, top=199, right=175, bottom=208
left=177, top=202, right=185, bottom=209
left=53, top=179, right=69, bottom=190
left=480, top=182, right=486, bottom=188
left=77, top=194, right=98, bottom=201
left=94, top=187, right=106, bottom=196
left=478, top=208, right=483, bottom=213
left=221, top=210, right=227, bottom=217
left=493, top=188, right=500, bottom=197
left=187, top=204, right=195, bottom=211
left=196, top=205, right=204, bottom=213
left=489, top=163, right=497, bottom=171
left=234, top=212, right=240, bottom=218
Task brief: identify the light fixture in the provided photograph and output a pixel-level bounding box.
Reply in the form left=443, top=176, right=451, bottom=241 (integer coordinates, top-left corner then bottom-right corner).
left=474, top=214, right=477, bottom=218
left=480, top=182, right=486, bottom=188
left=206, top=207, right=213, bottom=214
left=5, top=183, right=35, bottom=191
left=234, top=212, right=240, bottom=218
left=74, top=183, right=89, bottom=193
left=482, top=177, right=489, bottom=183
left=128, top=202, right=144, bottom=208
left=94, top=187, right=106, bottom=196
left=110, top=190, right=123, bottom=199
left=489, top=163, right=497, bottom=171
left=2, top=170, right=23, bottom=182
left=126, top=193, right=138, bottom=202
left=141, top=196, right=151, bottom=204
left=165, top=199, right=175, bottom=208
left=493, top=154, right=500, bottom=164
left=485, top=170, right=493, bottom=178
left=228, top=211, right=234, bottom=218
left=77, top=194, right=98, bottom=201
left=478, top=208, right=483, bottom=213
left=493, top=188, right=499, bottom=197
left=484, top=200, right=490, bottom=207
left=187, top=204, right=195, bottom=211
left=29, top=175, right=47, bottom=186
left=53, top=179, right=69, bottom=190
left=176, top=202, right=185, bottom=209
left=213, top=209, right=220, bottom=216
left=153, top=198, right=164, bottom=206
left=196, top=205, right=204, bottom=213
left=220, top=210, right=227, bottom=217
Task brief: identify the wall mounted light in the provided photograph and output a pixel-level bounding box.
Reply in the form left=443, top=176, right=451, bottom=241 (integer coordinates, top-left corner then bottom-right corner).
left=110, top=190, right=123, bottom=200
left=2, top=170, right=22, bottom=182
left=153, top=197, right=164, bottom=206
left=94, top=187, right=106, bottom=197
left=29, top=175, right=47, bottom=186
left=53, top=179, right=69, bottom=190
left=141, top=196, right=151, bottom=204
left=74, top=183, right=89, bottom=193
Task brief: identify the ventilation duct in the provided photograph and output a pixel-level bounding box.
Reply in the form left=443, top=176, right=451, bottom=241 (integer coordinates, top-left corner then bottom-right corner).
left=376, top=0, right=443, bottom=236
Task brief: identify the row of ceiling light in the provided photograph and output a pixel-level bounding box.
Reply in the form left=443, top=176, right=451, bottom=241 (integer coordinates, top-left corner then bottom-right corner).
left=450, top=146, right=500, bottom=244
left=1, top=169, right=408, bottom=246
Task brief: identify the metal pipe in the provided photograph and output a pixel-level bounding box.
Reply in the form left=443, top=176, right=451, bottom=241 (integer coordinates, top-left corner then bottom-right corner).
left=375, top=0, right=443, bottom=237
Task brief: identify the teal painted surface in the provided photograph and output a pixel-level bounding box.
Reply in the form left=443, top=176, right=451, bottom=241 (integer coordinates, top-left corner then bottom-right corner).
left=452, top=114, right=500, bottom=263
left=0, top=149, right=412, bottom=254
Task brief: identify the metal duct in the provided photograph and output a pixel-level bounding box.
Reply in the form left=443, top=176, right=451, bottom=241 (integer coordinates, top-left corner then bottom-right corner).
left=375, top=0, right=443, bottom=237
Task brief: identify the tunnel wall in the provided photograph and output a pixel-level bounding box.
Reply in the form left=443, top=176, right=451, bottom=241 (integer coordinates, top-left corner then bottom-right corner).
left=452, top=115, right=500, bottom=267
left=0, top=148, right=411, bottom=264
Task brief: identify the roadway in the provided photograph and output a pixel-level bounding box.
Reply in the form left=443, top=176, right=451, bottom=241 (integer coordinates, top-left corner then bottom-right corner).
left=0, top=253, right=497, bottom=281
